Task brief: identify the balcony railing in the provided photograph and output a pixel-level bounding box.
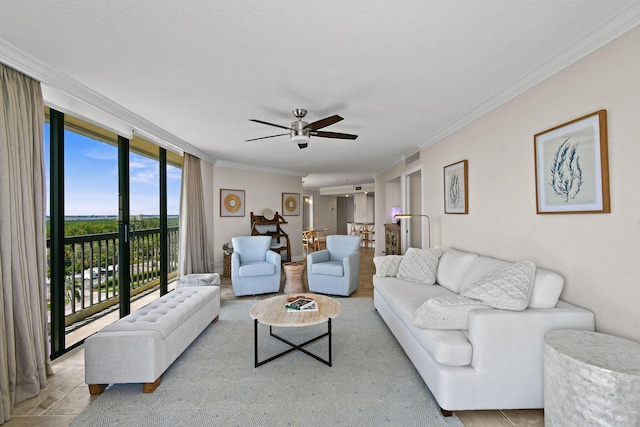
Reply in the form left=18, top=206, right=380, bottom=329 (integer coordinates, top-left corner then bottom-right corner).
left=47, top=226, right=179, bottom=327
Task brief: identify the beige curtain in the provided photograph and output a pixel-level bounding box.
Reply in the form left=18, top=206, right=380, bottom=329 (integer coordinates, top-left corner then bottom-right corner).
left=0, top=64, right=51, bottom=424
left=178, top=153, right=211, bottom=276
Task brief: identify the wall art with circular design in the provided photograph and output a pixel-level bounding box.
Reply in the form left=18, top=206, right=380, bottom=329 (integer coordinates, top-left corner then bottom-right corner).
left=282, top=192, right=300, bottom=216
left=220, top=189, right=245, bottom=217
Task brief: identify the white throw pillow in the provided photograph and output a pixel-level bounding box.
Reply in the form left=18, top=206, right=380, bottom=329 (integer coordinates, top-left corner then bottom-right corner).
left=373, top=255, right=403, bottom=277
left=397, top=248, right=443, bottom=285
left=413, top=296, right=492, bottom=330
left=461, top=260, right=536, bottom=311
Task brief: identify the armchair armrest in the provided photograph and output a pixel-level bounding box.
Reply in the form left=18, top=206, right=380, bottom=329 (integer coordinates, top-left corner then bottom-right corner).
left=343, top=251, right=360, bottom=287
left=308, top=249, right=330, bottom=265
left=231, top=252, right=240, bottom=268
left=265, top=250, right=281, bottom=265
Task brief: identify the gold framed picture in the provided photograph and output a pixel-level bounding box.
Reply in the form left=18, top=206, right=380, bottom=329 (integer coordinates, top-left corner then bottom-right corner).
left=534, top=110, right=610, bottom=214
left=282, top=193, right=300, bottom=216
left=220, top=189, right=245, bottom=217
left=444, top=160, right=468, bottom=214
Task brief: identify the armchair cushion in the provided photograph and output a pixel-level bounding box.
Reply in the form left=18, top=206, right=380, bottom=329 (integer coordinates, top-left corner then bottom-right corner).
left=239, top=262, right=276, bottom=277
left=311, top=260, right=344, bottom=277
left=233, top=236, right=271, bottom=262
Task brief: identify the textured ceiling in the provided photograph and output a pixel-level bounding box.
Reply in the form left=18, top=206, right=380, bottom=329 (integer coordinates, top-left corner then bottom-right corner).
left=1, top=1, right=639, bottom=190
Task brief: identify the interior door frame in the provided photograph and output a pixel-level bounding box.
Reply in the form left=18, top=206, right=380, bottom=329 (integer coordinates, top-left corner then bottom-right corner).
left=401, top=165, right=423, bottom=252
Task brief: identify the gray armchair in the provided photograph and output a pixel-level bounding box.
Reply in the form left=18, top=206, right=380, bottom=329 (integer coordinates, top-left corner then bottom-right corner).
left=231, top=236, right=281, bottom=296
left=307, top=235, right=361, bottom=296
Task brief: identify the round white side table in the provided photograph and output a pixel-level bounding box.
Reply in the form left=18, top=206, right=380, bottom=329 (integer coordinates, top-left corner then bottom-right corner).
left=544, top=329, right=640, bottom=426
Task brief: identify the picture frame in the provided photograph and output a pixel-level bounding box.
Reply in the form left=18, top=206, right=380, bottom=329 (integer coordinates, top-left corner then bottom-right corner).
left=534, top=110, right=610, bottom=214
left=282, top=192, right=300, bottom=216
left=444, top=160, right=468, bottom=214
left=220, top=189, right=245, bottom=217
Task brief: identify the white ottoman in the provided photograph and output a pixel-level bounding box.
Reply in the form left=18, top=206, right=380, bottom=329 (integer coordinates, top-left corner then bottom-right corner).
left=175, top=273, right=220, bottom=288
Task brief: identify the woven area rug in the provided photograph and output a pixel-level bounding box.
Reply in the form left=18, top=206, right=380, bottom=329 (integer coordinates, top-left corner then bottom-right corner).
left=71, top=298, right=463, bottom=426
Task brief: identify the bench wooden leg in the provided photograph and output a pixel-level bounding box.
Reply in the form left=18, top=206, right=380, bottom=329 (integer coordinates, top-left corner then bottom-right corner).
left=143, top=377, right=161, bottom=393
left=88, top=384, right=108, bottom=395
left=212, top=315, right=219, bottom=323
left=440, top=407, right=453, bottom=417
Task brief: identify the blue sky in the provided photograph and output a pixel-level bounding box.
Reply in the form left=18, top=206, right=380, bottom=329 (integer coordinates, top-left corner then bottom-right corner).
left=44, top=123, right=182, bottom=216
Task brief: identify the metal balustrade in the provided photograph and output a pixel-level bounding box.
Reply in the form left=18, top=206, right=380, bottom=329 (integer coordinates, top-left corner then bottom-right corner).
left=47, top=226, right=179, bottom=327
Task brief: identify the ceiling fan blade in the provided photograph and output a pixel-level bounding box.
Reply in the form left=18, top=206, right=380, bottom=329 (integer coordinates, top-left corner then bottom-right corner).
left=249, top=119, right=293, bottom=131
left=311, top=130, right=358, bottom=140
left=306, top=115, right=343, bottom=131
left=245, top=133, right=289, bottom=142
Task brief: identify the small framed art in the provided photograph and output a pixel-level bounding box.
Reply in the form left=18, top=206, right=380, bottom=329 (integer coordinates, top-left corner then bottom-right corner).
left=444, top=160, right=468, bottom=214
left=220, top=189, right=245, bottom=217
left=282, top=193, right=300, bottom=216
left=534, top=110, right=610, bottom=214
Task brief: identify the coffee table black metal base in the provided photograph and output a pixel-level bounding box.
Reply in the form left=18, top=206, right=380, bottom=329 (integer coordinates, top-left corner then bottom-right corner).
left=254, top=318, right=332, bottom=367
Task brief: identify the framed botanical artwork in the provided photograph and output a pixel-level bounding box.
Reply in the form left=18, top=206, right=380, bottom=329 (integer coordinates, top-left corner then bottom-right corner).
left=282, top=192, right=300, bottom=216
left=220, top=189, right=245, bottom=217
left=534, top=110, right=610, bottom=214
left=444, top=160, right=468, bottom=214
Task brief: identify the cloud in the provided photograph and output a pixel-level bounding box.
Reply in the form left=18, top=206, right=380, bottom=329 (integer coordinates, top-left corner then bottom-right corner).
left=85, top=148, right=117, bottom=161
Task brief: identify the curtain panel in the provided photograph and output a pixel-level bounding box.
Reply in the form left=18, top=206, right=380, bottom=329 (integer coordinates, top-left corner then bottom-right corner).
left=0, top=64, right=51, bottom=424
left=178, top=153, right=211, bottom=276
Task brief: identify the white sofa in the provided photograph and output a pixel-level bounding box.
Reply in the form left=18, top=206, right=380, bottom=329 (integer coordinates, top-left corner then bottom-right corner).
left=84, top=285, right=220, bottom=394
left=373, top=248, right=595, bottom=414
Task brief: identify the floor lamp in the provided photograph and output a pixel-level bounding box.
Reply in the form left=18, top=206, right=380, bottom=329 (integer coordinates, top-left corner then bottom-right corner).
left=394, top=213, right=431, bottom=249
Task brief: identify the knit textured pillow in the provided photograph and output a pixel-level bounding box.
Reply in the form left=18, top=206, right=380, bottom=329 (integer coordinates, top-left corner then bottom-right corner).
left=373, top=255, right=403, bottom=277
left=413, top=296, right=492, bottom=329
left=461, top=260, right=536, bottom=311
left=397, top=248, right=443, bottom=285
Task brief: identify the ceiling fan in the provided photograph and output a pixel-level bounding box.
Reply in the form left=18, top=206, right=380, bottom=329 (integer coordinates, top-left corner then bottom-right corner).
left=246, top=108, right=358, bottom=149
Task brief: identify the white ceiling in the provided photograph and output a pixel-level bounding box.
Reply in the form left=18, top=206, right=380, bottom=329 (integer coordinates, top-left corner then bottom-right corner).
left=1, top=1, right=639, bottom=190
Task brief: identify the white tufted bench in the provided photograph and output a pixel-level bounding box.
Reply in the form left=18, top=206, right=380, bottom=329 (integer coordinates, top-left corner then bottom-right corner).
left=84, top=286, right=220, bottom=394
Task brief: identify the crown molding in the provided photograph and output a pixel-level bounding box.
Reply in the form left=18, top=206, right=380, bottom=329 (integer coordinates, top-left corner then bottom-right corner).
left=418, top=2, right=640, bottom=151
left=374, top=156, right=405, bottom=178
left=214, top=160, right=307, bottom=177
left=0, top=39, right=214, bottom=163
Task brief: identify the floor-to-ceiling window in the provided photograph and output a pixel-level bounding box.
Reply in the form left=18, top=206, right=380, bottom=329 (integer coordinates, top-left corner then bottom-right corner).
left=45, top=108, right=182, bottom=358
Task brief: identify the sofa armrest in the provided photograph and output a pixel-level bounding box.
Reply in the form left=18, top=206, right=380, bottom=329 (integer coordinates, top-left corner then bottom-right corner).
left=466, top=301, right=594, bottom=407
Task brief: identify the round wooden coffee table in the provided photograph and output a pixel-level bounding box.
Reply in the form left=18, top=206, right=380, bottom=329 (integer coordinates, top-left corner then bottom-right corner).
left=250, top=293, right=341, bottom=367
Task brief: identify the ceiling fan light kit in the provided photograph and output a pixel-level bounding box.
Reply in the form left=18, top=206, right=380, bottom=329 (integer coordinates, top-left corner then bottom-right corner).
left=247, top=108, right=358, bottom=149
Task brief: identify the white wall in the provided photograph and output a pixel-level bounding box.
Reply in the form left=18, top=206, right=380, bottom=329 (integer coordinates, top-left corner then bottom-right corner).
left=375, top=163, right=406, bottom=255
left=212, top=165, right=304, bottom=271
left=415, top=27, right=640, bottom=343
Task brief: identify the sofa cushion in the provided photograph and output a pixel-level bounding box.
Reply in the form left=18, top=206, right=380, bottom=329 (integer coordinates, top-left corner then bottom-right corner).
left=373, top=255, right=403, bottom=277
left=529, top=268, right=564, bottom=308
left=397, top=248, right=443, bottom=285
left=238, top=261, right=276, bottom=277
left=436, top=249, right=478, bottom=293
left=461, top=260, right=536, bottom=311
left=373, top=275, right=473, bottom=366
left=413, top=296, right=492, bottom=330
left=311, top=260, right=344, bottom=277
